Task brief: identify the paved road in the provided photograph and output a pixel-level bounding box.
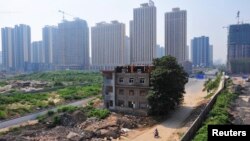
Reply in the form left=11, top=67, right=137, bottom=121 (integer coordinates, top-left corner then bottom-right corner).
left=128, top=78, right=206, bottom=141
left=0, top=97, right=94, bottom=129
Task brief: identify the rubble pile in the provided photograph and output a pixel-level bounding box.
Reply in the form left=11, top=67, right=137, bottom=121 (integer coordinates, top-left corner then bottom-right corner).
left=0, top=80, right=50, bottom=93
left=60, top=111, right=87, bottom=127
left=229, top=83, right=250, bottom=125
left=0, top=112, right=157, bottom=141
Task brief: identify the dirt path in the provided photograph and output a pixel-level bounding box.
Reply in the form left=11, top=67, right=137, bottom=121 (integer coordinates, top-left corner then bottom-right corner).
left=121, top=79, right=206, bottom=141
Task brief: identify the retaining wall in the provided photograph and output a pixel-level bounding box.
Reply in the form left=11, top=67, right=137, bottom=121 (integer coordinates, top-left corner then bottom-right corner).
left=180, top=77, right=225, bottom=141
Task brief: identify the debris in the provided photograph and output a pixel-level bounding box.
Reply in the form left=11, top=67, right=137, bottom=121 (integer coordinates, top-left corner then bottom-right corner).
left=0, top=112, right=157, bottom=141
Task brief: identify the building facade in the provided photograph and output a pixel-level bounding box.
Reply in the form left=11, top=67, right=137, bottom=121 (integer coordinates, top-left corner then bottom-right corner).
left=227, top=24, right=250, bottom=73
left=1, top=27, right=14, bottom=70
left=1, top=24, right=31, bottom=72
left=0, top=51, right=2, bottom=65
left=129, top=20, right=134, bottom=65
left=156, top=45, right=165, bottom=58
left=42, top=26, right=57, bottom=64
left=31, top=41, right=44, bottom=63
left=165, top=8, right=187, bottom=63
left=124, top=36, right=130, bottom=65
left=209, top=45, right=213, bottom=67
left=91, top=21, right=125, bottom=70
left=54, top=18, right=89, bottom=70
left=131, top=1, right=156, bottom=65
left=191, top=36, right=213, bottom=68
left=102, top=65, right=152, bottom=115
left=14, top=24, right=31, bottom=72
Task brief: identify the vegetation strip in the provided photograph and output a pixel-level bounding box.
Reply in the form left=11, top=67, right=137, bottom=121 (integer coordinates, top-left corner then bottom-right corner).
left=192, top=80, right=236, bottom=141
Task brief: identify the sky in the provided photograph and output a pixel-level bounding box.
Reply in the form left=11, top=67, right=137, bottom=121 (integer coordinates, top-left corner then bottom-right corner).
left=1, top=0, right=250, bottom=64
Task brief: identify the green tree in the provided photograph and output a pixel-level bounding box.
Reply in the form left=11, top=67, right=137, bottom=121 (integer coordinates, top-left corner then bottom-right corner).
left=148, top=56, right=188, bottom=115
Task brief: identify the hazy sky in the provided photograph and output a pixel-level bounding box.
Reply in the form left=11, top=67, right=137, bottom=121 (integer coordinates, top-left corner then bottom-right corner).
left=1, top=0, right=250, bottom=63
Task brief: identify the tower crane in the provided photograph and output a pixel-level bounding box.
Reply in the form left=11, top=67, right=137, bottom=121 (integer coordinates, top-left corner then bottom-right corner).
left=236, top=11, right=240, bottom=24
left=58, top=10, right=75, bottom=21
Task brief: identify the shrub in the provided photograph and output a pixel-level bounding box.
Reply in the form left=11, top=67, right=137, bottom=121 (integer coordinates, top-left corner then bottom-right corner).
left=48, top=101, right=55, bottom=106
left=88, top=101, right=94, bottom=106
left=0, top=81, right=8, bottom=87
left=203, top=73, right=222, bottom=94
left=47, top=110, right=55, bottom=116
left=88, top=109, right=110, bottom=119
left=57, top=105, right=78, bottom=113
left=54, top=81, right=64, bottom=86
left=0, top=110, right=7, bottom=119
left=36, top=114, right=46, bottom=122
left=96, top=95, right=103, bottom=100
left=52, top=115, right=60, bottom=125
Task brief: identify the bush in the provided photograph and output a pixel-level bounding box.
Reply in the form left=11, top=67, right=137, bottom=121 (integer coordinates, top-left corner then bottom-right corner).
left=58, top=85, right=101, bottom=100
left=47, top=110, right=55, bottom=116
left=36, top=114, right=46, bottom=122
left=52, top=115, right=60, bottom=125
left=48, top=101, right=55, bottom=106
left=0, top=81, right=8, bottom=87
left=88, top=109, right=110, bottom=119
left=204, top=73, right=222, bottom=94
left=57, top=105, right=78, bottom=113
left=96, top=95, right=103, bottom=100
left=88, top=101, right=94, bottom=106
left=0, top=110, right=7, bottom=119
left=54, top=81, right=64, bottom=86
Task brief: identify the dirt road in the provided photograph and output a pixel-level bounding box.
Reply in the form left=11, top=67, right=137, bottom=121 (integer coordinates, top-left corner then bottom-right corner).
left=122, top=78, right=206, bottom=141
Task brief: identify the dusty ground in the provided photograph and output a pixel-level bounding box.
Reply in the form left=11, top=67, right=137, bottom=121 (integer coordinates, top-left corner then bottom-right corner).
left=0, top=112, right=156, bottom=141
left=230, top=77, right=250, bottom=124
left=0, top=97, right=157, bottom=141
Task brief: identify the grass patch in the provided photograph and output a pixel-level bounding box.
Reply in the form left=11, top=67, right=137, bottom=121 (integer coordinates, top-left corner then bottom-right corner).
left=57, top=85, right=101, bottom=100
left=57, top=105, right=78, bottom=113
left=36, top=114, right=47, bottom=122
left=204, top=92, right=214, bottom=99
left=47, top=110, right=55, bottom=116
left=0, top=81, right=8, bottom=87
left=37, top=102, right=110, bottom=126
left=87, top=108, right=110, bottom=119
left=0, top=110, right=7, bottom=119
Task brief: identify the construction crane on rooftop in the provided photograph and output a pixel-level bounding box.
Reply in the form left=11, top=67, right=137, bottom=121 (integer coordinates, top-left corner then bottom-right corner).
left=222, top=11, right=243, bottom=31
left=236, top=11, right=240, bottom=24
left=58, top=10, right=75, bottom=21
